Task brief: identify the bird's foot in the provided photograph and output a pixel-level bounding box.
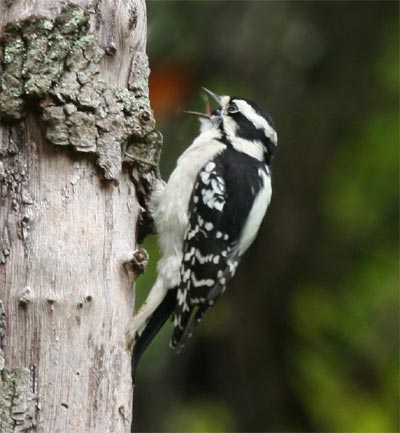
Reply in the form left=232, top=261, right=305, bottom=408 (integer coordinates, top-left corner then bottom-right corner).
left=125, top=248, right=149, bottom=278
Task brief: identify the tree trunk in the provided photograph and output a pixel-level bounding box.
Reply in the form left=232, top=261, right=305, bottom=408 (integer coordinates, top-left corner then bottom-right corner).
left=0, top=1, right=157, bottom=431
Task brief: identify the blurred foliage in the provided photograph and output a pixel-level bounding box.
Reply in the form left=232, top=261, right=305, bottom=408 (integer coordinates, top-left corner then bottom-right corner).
left=324, top=30, right=398, bottom=241
left=292, top=252, right=398, bottom=432
left=133, top=2, right=399, bottom=432
left=291, top=29, right=399, bottom=432
left=162, top=399, right=235, bottom=433
left=325, top=110, right=398, bottom=240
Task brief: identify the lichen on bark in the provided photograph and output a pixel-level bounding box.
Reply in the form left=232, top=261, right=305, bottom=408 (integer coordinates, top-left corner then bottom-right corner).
left=0, top=4, right=161, bottom=181
left=0, top=303, right=37, bottom=432
left=0, top=367, right=38, bottom=432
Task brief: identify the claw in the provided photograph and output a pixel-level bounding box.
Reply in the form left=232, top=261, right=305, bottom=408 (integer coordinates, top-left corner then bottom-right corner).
left=129, top=248, right=149, bottom=276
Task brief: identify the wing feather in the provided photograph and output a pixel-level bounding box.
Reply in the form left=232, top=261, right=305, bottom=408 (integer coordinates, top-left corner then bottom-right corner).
left=171, top=149, right=270, bottom=350
left=171, top=160, right=239, bottom=349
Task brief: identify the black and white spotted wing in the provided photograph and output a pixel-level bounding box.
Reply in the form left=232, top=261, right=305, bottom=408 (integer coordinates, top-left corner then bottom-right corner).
left=171, top=158, right=239, bottom=349
left=172, top=145, right=270, bottom=348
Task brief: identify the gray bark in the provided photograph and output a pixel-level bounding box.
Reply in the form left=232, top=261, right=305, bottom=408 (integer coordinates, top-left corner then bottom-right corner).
left=0, top=1, right=157, bottom=431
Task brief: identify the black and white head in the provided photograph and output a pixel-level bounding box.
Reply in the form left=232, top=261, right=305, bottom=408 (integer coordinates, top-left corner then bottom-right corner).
left=187, top=88, right=277, bottom=165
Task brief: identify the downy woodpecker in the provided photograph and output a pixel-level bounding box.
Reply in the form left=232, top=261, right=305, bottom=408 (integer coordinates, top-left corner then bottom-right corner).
left=126, top=88, right=277, bottom=379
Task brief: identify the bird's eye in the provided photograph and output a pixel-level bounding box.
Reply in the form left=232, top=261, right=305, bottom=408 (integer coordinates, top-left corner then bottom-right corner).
left=227, top=102, right=238, bottom=113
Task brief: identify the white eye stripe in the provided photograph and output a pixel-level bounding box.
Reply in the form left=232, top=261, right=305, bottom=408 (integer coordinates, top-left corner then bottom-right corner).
left=234, top=100, right=278, bottom=145
left=222, top=116, right=265, bottom=161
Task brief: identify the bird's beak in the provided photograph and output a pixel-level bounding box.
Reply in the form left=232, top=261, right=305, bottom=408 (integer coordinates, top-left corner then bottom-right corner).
left=183, top=88, right=222, bottom=119
left=183, top=110, right=210, bottom=119
left=202, top=87, right=223, bottom=105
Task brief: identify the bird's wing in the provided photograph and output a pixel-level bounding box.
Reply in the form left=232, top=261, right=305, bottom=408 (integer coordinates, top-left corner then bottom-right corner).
left=171, top=159, right=240, bottom=349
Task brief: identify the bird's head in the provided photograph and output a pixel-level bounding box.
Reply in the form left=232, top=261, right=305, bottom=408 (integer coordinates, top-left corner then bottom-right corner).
left=185, top=88, right=277, bottom=165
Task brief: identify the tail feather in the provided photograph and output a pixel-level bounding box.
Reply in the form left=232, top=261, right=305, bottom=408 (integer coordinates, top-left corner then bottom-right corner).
left=170, top=307, right=192, bottom=350
left=131, top=288, right=176, bottom=383
left=171, top=305, right=208, bottom=351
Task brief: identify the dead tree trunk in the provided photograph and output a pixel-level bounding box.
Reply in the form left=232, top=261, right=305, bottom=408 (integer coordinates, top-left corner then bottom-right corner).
left=0, top=1, right=159, bottom=431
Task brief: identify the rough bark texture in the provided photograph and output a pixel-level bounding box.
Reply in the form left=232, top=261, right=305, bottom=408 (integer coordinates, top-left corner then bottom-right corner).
left=0, top=1, right=157, bottom=432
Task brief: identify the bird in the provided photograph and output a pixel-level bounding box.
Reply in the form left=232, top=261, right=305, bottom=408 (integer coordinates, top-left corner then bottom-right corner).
left=126, top=88, right=277, bottom=381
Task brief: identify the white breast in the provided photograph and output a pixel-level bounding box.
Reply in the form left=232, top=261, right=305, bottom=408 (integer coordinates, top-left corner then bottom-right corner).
left=151, top=130, right=226, bottom=287
left=238, top=168, right=272, bottom=255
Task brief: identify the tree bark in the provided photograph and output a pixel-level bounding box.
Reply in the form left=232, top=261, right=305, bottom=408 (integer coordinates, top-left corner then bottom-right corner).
left=0, top=1, right=156, bottom=431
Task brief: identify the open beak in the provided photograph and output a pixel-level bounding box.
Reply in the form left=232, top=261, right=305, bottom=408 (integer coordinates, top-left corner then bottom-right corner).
left=201, top=87, right=223, bottom=105
left=183, top=88, right=222, bottom=119
left=183, top=110, right=210, bottom=119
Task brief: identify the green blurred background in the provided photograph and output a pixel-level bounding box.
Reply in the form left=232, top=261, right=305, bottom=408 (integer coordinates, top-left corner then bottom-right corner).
left=133, top=1, right=399, bottom=432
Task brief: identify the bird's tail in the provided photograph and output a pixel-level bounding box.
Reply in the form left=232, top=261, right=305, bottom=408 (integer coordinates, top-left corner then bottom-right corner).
left=170, top=304, right=208, bottom=352
left=131, top=288, right=176, bottom=383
